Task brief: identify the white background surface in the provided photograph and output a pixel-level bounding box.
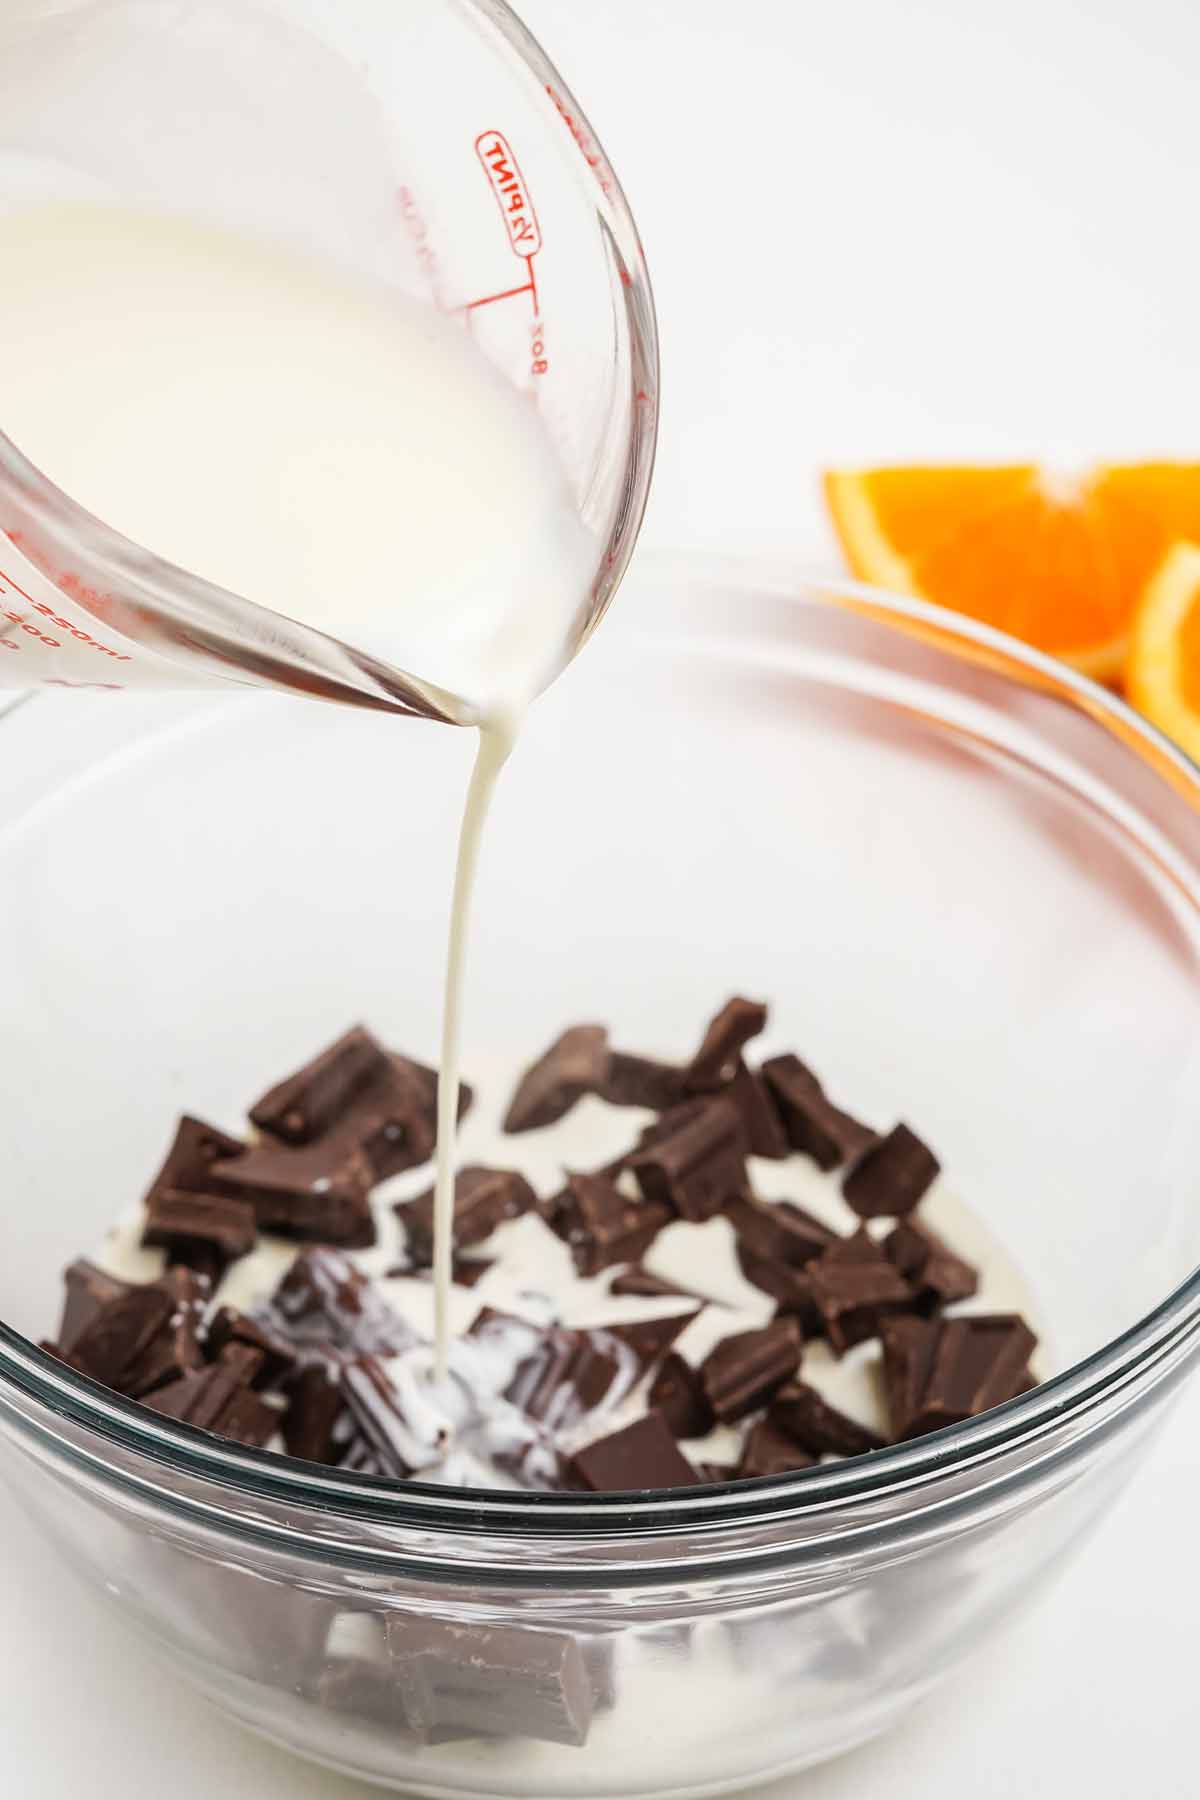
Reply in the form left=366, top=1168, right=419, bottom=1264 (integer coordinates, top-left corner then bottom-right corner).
left=3, top=1, right=1199, bottom=1794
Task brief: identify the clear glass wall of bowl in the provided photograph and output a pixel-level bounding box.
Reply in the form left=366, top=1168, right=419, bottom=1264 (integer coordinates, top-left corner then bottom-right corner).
left=0, top=558, right=1198, bottom=1795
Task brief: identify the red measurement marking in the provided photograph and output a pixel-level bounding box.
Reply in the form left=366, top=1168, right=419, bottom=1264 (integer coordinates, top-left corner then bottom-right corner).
left=0, top=549, right=131, bottom=661
left=543, top=86, right=615, bottom=199
left=475, top=132, right=542, bottom=258
left=463, top=277, right=535, bottom=313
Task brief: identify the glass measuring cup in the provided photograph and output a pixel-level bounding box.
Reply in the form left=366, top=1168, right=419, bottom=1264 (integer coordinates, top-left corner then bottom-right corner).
left=0, top=0, right=658, bottom=722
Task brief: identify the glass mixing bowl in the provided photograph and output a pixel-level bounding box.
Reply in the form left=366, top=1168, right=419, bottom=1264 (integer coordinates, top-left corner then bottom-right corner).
left=0, top=552, right=1197, bottom=1798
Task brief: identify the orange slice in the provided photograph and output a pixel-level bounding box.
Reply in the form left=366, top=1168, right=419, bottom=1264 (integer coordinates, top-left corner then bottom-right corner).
left=1126, top=540, right=1200, bottom=762
left=824, top=463, right=1200, bottom=681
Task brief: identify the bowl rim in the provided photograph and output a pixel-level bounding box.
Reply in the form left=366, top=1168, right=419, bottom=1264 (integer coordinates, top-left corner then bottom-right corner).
left=1, top=549, right=1199, bottom=1538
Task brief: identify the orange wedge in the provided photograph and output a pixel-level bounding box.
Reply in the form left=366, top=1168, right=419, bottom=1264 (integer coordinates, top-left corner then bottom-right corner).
left=824, top=463, right=1200, bottom=681
left=1126, top=540, right=1200, bottom=762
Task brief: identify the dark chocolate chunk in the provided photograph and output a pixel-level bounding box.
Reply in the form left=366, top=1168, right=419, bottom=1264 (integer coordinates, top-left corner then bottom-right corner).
left=121, top=1267, right=210, bottom=1399
left=260, top=1247, right=412, bottom=1358
left=725, top=1192, right=836, bottom=1267
left=330, top=1050, right=473, bottom=1185
left=503, top=1025, right=610, bottom=1133
left=737, top=1419, right=817, bottom=1478
left=610, top=1266, right=697, bottom=1302
left=884, top=1218, right=978, bottom=1309
left=684, top=996, right=768, bottom=1091
left=630, top=1097, right=747, bottom=1222
left=556, top=1172, right=670, bottom=1276
left=880, top=1314, right=1037, bottom=1440
left=768, top=1379, right=886, bottom=1458
left=600, top=1051, right=688, bottom=1112
left=392, top=1255, right=496, bottom=1288
left=142, top=1188, right=257, bottom=1270
left=206, top=1306, right=297, bottom=1387
left=67, top=1284, right=176, bottom=1389
left=482, top=1313, right=631, bottom=1431
left=648, top=1352, right=715, bottom=1439
left=808, top=1229, right=917, bottom=1354
left=842, top=1123, right=940, bottom=1220
left=877, top=1315, right=938, bottom=1441
left=735, top=1249, right=820, bottom=1329
left=341, top=1357, right=427, bottom=1477
left=699, top=1319, right=802, bottom=1421
left=249, top=1024, right=391, bottom=1145
left=143, top=1113, right=247, bottom=1206
left=760, top=1055, right=875, bottom=1170
left=315, top=1654, right=406, bottom=1729
left=386, top=1614, right=594, bottom=1748
left=451, top=1256, right=493, bottom=1288
left=141, top=1364, right=277, bottom=1447
left=724, top=1061, right=790, bottom=1159
left=216, top=1341, right=266, bottom=1387
left=209, top=1137, right=375, bottom=1247
left=398, top=1166, right=536, bottom=1268
left=284, top=1366, right=347, bottom=1465
left=568, top=1412, right=697, bottom=1491
left=58, top=1259, right=132, bottom=1354
left=599, top=1311, right=695, bottom=1369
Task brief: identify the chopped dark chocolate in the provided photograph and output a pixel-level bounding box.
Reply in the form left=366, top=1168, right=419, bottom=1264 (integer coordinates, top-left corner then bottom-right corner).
left=876, top=1315, right=937, bottom=1441
left=737, top=1419, right=817, bottom=1478
left=724, top=1061, right=790, bottom=1159
left=768, top=1379, right=886, bottom=1458
left=315, top=1654, right=406, bottom=1729
left=503, top=1025, right=610, bottom=1133
left=143, top=1113, right=246, bottom=1206
left=609, top=1266, right=697, bottom=1302
left=725, top=1193, right=836, bottom=1267
left=398, top=1166, right=536, bottom=1268
left=556, top=1171, right=670, bottom=1276
left=451, top=1256, right=493, bottom=1288
left=67, top=1284, right=176, bottom=1390
left=599, top=1311, right=695, bottom=1369
left=600, top=1051, right=688, bottom=1112
left=700, top=1319, right=802, bottom=1422
left=261, top=1247, right=412, bottom=1358
left=648, top=1351, right=715, bottom=1439
left=141, top=1364, right=277, bottom=1447
left=249, top=1024, right=391, bottom=1145
left=489, top=1315, right=632, bottom=1431
left=808, top=1228, right=916, bottom=1354
left=884, top=1218, right=978, bottom=1308
left=327, top=1049, right=473, bottom=1186
left=880, top=1314, right=1037, bottom=1440
left=386, top=1614, right=594, bottom=1748
left=842, top=1122, right=940, bottom=1220
left=209, top=1137, right=375, bottom=1247
left=735, top=1249, right=820, bottom=1329
left=142, top=1188, right=257, bottom=1270
left=216, top=1342, right=267, bottom=1386
left=684, top=996, right=768, bottom=1091
left=568, top=1412, right=697, bottom=1491
left=58, top=1259, right=132, bottom=1354
left=206, top=1306, right=297, bottom=1387
left=631, top=1097, right=747, bottom=1222
left=341, top=1357, right=427, bottom=1477
left=284, top=1366, right=347, bottom=1465
left=760, top=1055, right=875, bottom=1170
left=121, top=1267, right=210, bottom=1399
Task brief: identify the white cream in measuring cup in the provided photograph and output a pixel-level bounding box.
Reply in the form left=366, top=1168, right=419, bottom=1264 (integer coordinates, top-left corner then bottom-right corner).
left=0, top=202, right=599, bottom=1371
